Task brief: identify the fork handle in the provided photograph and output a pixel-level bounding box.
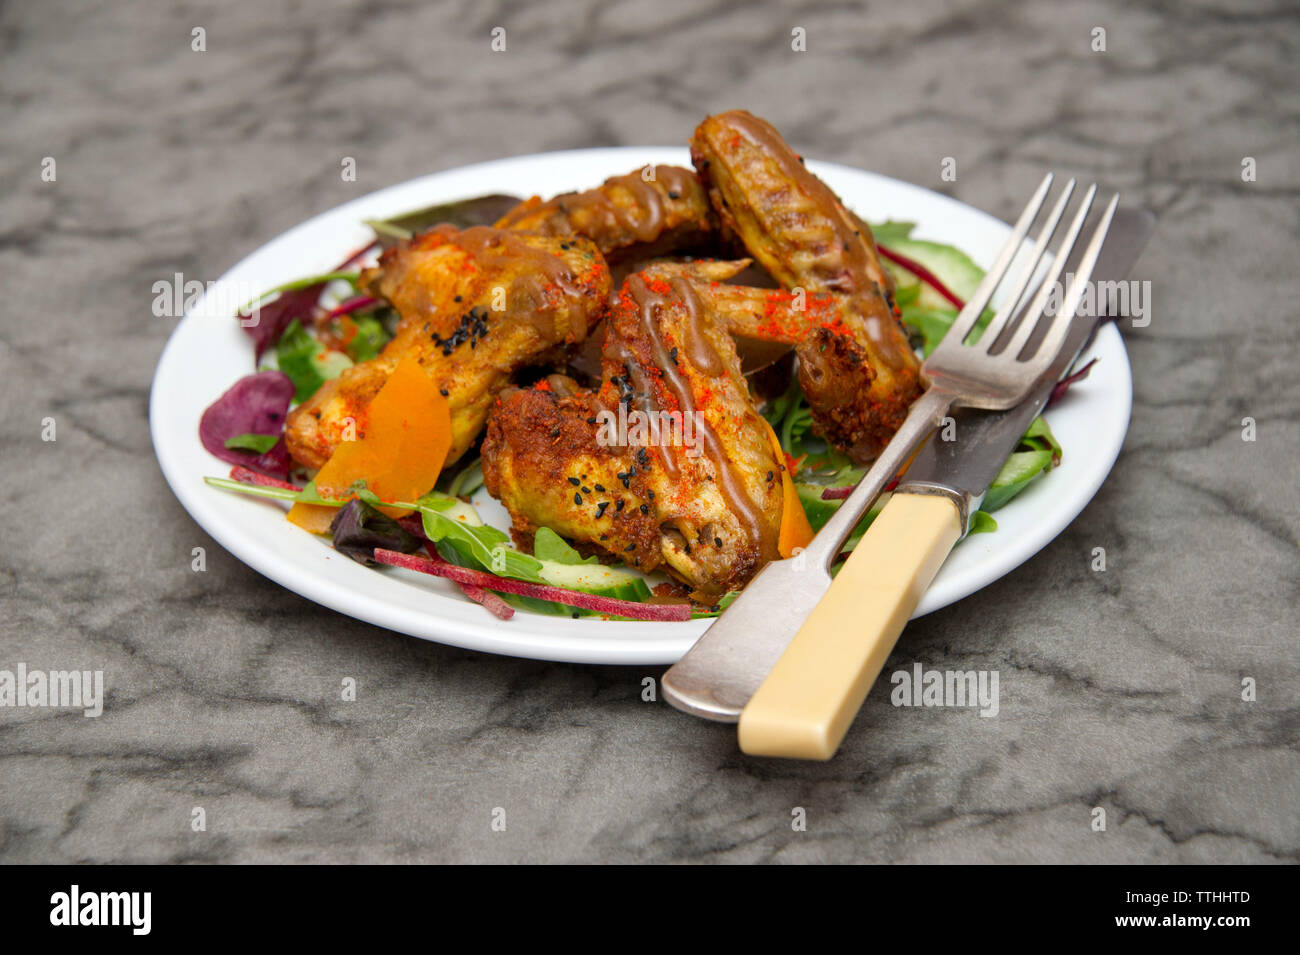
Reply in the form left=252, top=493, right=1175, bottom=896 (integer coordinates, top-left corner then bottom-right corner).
left=737, top=491, right=962, bottom=759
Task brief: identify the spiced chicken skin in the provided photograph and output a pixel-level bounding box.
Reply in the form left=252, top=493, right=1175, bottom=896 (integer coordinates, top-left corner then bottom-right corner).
left=284, top=226, right=611, bottom=470
left=482, top=265, right=785, bottom=601
left=690, top=109, right=922, bottom=461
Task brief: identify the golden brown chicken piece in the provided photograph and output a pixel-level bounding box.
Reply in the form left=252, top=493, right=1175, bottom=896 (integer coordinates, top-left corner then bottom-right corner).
left=482, top=265, right=785, bottom=601
left=285, top=226, right=611, bottom=470
left=494, top=166, right=716, bottom=264
left=690, top=110, right=922, bottom=461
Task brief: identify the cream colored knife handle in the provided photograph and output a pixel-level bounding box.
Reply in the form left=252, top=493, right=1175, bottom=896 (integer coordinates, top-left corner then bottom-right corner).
left=738, top=492, right=963, bottom=760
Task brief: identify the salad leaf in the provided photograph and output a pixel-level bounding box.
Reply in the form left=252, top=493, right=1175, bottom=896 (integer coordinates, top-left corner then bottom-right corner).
left=198, top=371, right=295, bottom=478
left=223, top=432, right=280, bottom=454
left=237, top=271, right=360, bottom=363
left=418, top=492, right=546, bottom=581
left=899, top=307, right=963, bottom=358
left=366, top=194, right=523, bottom=246
left=330, top=498, right=423, bottom=564
left=867, top=221, right=916, bottom=245
left=276, top=319, right=353, bottom=403
left=982, top=449, right=1055, bottom=512
left=1020, top=415, right=1062, bottom=463
left=238, top=285, right=328, bottom=365
left=442, top=456, right=485, bottom=498
left=532, top=527, right=598, bottom=565
left=691, top=591, right=741, bottom=619
left=341, top=314, right=390, bottom=363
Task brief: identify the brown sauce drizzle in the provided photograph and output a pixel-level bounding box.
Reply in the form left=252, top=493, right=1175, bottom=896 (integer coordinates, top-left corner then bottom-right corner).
left=433, top=224, right=588, bottom=342
left=621, top=272, right=774, bottom=556
left=721, top=112, right=906, bottom=372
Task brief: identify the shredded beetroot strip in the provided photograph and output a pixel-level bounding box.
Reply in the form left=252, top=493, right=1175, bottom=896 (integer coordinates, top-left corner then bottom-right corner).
left=230, top=466, right=299, bottom=492
left=416, top=540, right=515, bottom=620
left=455, top=582, right=516, bottom=620
left=373, top=549, right=692, bottom=622
left=821, top=476, right=900, bottom=501
left=323, top=295, right=380, bottom=321
left=877, top=243, right=966, bottom=311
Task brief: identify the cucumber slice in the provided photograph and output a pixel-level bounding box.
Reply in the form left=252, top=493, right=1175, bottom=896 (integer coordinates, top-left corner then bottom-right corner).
left=882, top=237, right=985, bottom=310
left=536, top=560, right=653, bottom=602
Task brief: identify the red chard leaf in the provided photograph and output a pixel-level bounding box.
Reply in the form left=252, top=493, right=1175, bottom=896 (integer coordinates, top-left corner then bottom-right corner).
left=199, top=371, right=295, bottom=478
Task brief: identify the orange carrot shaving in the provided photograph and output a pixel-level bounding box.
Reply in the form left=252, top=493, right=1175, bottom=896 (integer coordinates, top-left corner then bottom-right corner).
left=759, top=418, right=814, bottom=559
left=288, top=356, right=452, bottom=530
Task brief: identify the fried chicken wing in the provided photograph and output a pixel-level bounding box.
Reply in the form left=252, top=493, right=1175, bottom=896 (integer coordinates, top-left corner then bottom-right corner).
left=690, top=110, right=923, bottom=461
left=482, top=265, right=784, bottom=600
left=494, top=166, right=715, bottom=263
left=285, top=226, right=611, bottom=470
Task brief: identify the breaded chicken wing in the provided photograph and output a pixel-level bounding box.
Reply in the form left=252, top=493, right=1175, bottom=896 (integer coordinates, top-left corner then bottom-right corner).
left=285, top=226, right=611, bottom=470
left=482, top=265, right=785, bottom=600
left=494, top=166, right=716, bottom=263
left=690, top=110, right=922, bottom=461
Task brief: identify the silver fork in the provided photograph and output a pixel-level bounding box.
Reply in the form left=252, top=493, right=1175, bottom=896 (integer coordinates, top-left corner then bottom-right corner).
left=663, top=173, right=1119, bottom=722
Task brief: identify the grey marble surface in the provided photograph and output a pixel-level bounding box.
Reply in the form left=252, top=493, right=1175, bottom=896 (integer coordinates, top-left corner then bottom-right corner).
left=1, top=0, right=1296, bottom=864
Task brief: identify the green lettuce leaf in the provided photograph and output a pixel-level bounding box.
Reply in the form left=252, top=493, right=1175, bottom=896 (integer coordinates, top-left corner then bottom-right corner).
left=223, top=432, right=279, bottom=454
left=276, top=319, right=352, bottom=403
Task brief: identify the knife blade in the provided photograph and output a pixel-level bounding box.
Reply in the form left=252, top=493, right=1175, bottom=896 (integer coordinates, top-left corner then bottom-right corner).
left=662, top=205, right=1153, bottom=722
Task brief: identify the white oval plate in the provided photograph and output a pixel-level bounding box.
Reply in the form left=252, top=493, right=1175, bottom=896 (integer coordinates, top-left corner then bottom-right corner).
left=150, top=147, right=1131, bottom=665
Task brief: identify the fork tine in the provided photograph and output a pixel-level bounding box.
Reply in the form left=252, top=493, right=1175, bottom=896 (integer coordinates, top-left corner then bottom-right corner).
left=945, top=172, right=1053, bottom=346
left=977, top=178, right=1076, bottom=350
left=1002, top=183, right=1098, bottom=361
left=1030, top=192, right=1120, bottom=366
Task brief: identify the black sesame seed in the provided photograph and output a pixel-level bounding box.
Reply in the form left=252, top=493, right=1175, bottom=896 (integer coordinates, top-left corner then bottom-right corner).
left=647, top=490, right=655, bottom=500
left=625, top=543, right=636, bottom=552
left=640, top=504, right=649, bottom=515
left=594, top=484, right=605, bottom=493
left=615, top=500, right=625, bottom=511
left=454, top=295, right=462, bottom=302
left=766, top=470, right=774, bottom=481
left=581, top=486, right=591, bottom=495
left=714, top=537, right=723, bottom=548
left=574, top=492, right=583, bottom=505
left=440, top=389, right=450, bottom=397
left=596, top=502, right=609, bottom=518
left=568, top=477, right=580, bottom=486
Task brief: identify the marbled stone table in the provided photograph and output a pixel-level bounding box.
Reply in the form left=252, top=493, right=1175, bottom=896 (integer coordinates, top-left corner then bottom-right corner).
left=1, top=0, right=1295, bottom=863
